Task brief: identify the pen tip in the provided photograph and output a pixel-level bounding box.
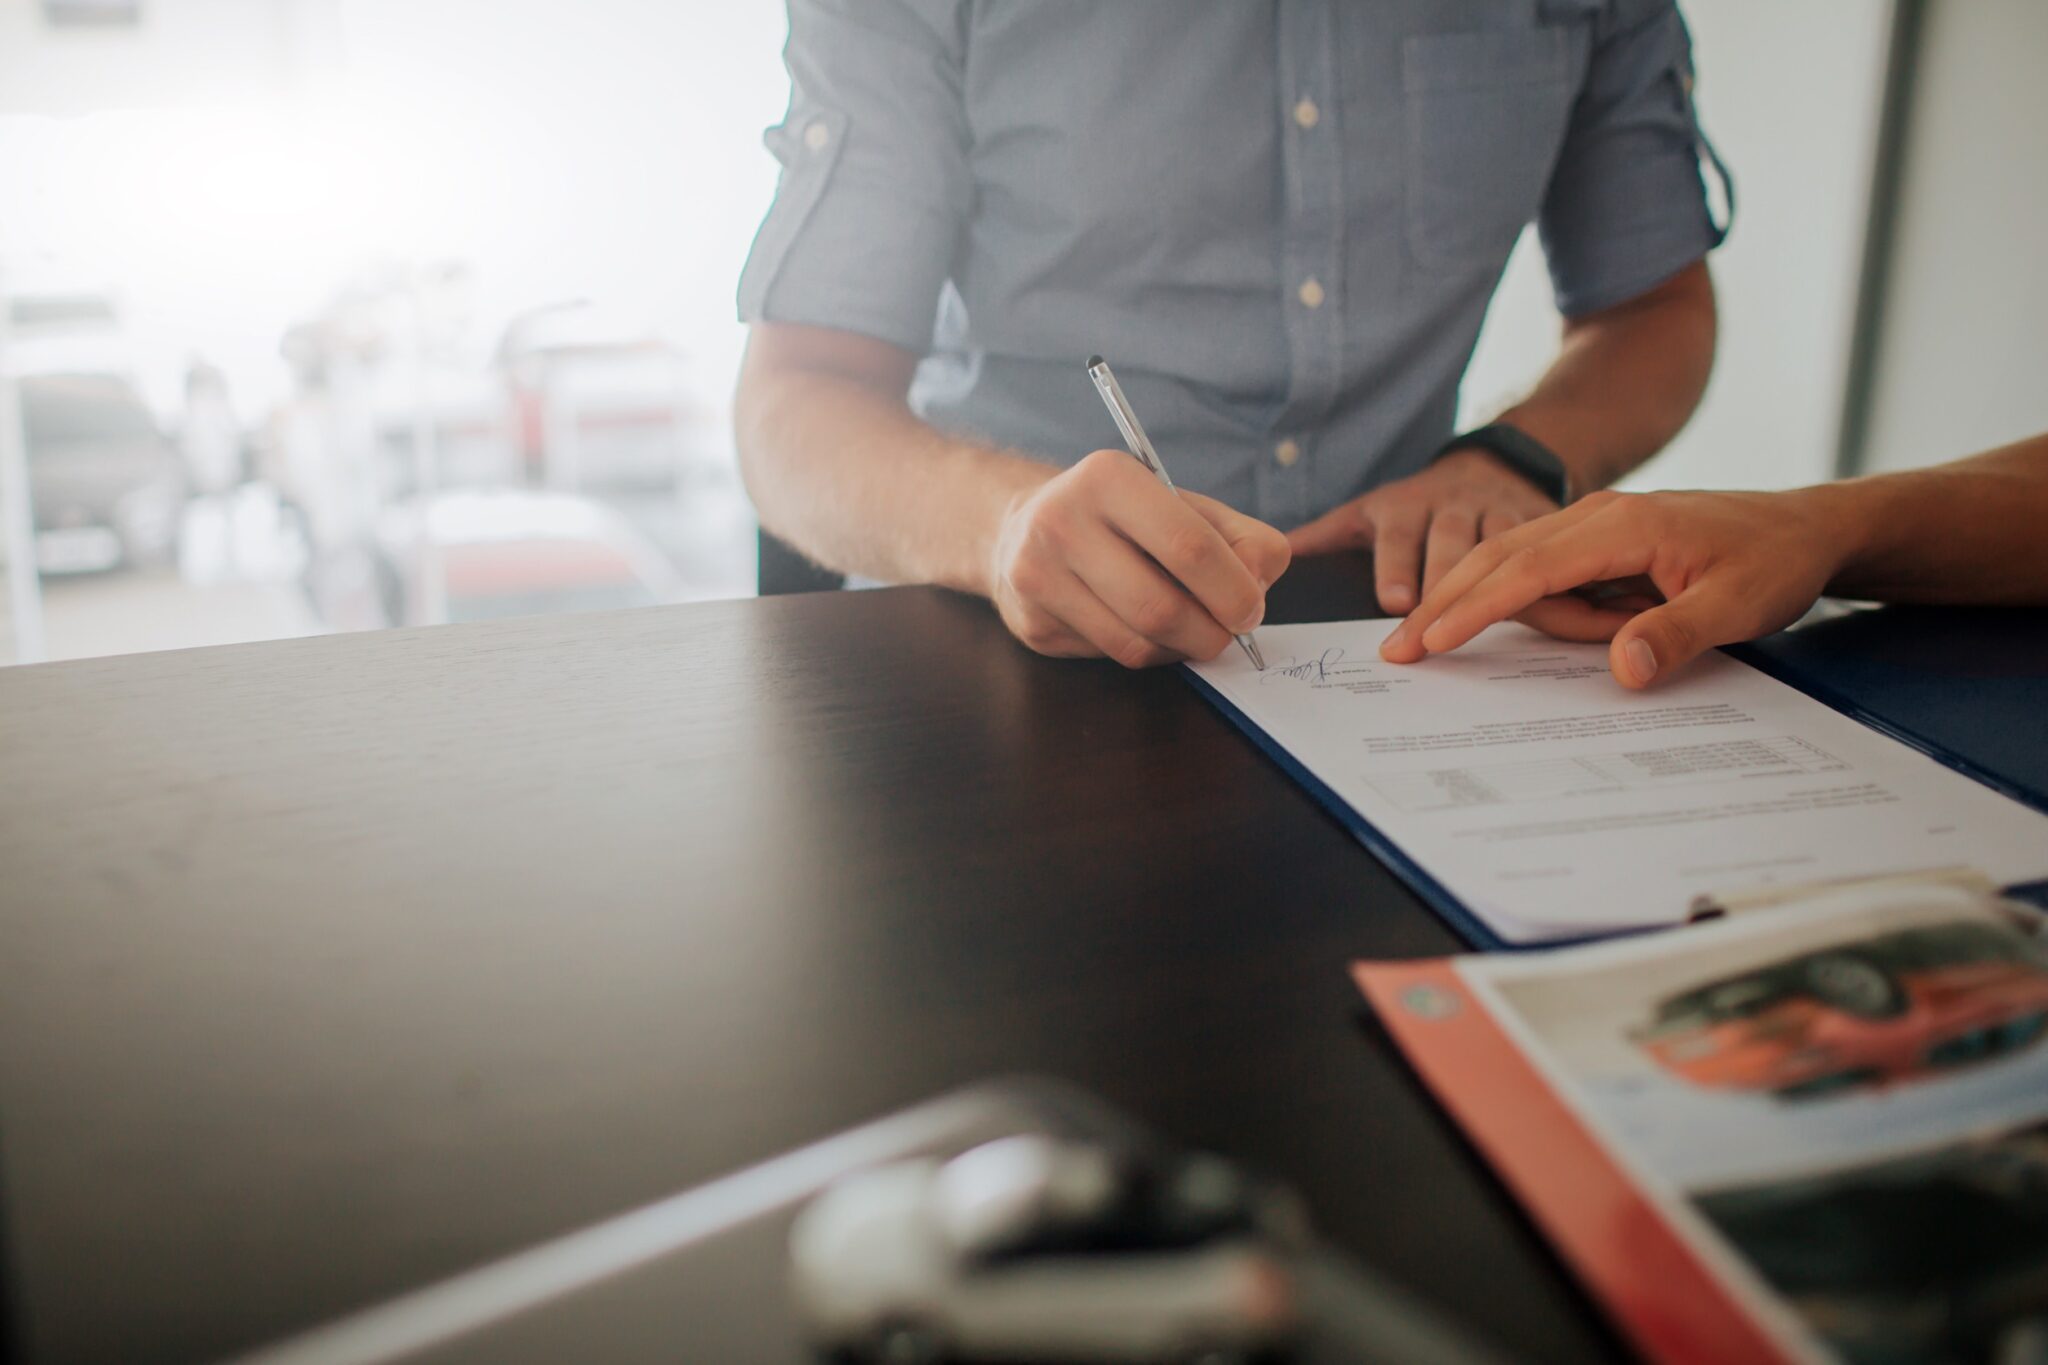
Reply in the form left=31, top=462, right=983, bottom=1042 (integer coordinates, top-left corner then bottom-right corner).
left=1086, top=354, right=1105, bottom=370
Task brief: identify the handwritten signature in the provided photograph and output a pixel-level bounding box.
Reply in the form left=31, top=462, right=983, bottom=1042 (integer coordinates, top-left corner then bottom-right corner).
left=1260, top=647, right=1345, bottom=684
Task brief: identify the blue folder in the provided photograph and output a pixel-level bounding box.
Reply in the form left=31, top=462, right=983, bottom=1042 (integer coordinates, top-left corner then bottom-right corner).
left=1186, top=604, right=2048, bottom=949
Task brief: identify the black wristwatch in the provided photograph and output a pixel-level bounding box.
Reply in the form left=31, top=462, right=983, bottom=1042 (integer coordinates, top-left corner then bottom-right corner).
left=1431, top=423, right=1574, bottom=506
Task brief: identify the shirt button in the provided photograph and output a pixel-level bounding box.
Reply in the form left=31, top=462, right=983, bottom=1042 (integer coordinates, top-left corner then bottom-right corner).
left=1274, top=439, right=1302, bottom=468
left=803, top=120, right=831, bottom=151
left=1297, top=277, right=1325, bottom=310
left=1293, top=97, right=1320, bottom=130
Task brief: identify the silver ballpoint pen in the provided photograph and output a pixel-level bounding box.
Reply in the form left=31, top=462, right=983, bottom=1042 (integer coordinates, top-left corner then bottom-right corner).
left=1086, top=355, right=1266, bottom=670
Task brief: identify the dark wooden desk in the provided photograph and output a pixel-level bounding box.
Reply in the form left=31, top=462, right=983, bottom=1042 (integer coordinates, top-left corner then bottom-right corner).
left=0, top=555, right=1613, bottom=1365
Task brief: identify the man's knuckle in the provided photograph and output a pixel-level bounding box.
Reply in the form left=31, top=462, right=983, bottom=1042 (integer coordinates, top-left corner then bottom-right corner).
left=1084, top=449, right=1139, bottom=488
left=1160, top=524, right=1218, bottom=575
left=1130, top=593, right=1184, bottom=639
left=1113, top=635, right=1159, bottom=670
left=1006, top=551, right=1052, bottom=600
left=1009, top=607, right=1062, bottom=652
left=1034, top=492, right=1084, bottom=539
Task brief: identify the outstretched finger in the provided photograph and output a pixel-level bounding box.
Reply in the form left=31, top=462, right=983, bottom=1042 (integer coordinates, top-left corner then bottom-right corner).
left=1412, top=514, right=1656, bottom=655
left=1381, top=501, right=1606, bottom=661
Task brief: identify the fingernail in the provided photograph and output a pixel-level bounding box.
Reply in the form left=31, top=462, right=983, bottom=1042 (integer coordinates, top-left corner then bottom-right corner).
left=1238, top=600, right=1265, bottom=633
left=1382, top=587, right=1413, bottom=613
left=1382, top=622, right=1410, bottom=653
left=1625, top=637, right=1658, bottom=684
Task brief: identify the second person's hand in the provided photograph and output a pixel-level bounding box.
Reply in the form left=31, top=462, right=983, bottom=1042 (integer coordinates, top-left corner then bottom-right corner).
left=1378, top=488, right=1854, bottom=686
left=989, top=449, right=1292, bottom=668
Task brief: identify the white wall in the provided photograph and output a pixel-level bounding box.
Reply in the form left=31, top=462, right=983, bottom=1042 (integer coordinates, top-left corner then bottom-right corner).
left=1860, top=0, right=2048, bottom=474
left=1460, top=1, right=1893, bottom=493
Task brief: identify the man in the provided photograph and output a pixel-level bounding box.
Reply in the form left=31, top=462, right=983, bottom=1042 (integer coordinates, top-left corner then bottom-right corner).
left=1381, top=431, right=2048, bottom=686
left=735, top=1, right=1729, bottom=668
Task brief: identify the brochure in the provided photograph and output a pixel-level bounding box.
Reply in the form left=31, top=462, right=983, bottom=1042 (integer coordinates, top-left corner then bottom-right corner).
left=1354, top=881, right=2048, bottom=1365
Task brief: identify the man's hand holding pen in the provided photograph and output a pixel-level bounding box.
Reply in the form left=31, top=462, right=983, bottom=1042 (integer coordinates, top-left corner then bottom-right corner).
left=987, top=448, right=1289, bottom=669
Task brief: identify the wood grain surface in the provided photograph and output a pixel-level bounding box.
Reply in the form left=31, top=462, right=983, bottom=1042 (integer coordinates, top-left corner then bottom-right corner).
left=0, top=553, right=1620, bottom=1365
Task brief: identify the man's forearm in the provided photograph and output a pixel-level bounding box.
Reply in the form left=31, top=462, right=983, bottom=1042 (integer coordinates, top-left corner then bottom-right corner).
left=734, top=340, right=1054, bottom=595
left=1495, top=260, right=1717, bottom=494
left=1797, top=433, right=2048, bottom=606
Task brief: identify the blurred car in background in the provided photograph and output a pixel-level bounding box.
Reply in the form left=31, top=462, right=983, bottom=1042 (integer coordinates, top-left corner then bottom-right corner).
left=4, top=287, right=185, bottom=575
left=495, top=301, right=722, bottom=493
left=372, top=487, right=682, bottom=627
left=16, top=371, right=185, bottom=574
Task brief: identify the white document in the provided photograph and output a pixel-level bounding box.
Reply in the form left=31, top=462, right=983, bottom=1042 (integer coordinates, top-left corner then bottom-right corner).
left=1189, top=619, right=2048, bottom=943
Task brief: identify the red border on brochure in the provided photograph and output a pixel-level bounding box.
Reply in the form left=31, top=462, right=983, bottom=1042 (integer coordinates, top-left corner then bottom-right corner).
left=1353, top=959, right=1797, bottom=1365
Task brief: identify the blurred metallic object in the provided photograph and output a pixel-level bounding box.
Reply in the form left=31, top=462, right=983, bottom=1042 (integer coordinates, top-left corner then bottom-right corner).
left=790, top=1135, right=1308, bottom=1364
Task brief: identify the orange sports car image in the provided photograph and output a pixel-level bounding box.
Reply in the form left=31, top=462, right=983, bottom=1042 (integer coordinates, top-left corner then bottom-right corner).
left=1632, top=918, right=2048, bottom=1100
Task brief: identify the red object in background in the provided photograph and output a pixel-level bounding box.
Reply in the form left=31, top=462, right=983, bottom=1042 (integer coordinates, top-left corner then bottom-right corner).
left=374, top=488, right=682, bottom=627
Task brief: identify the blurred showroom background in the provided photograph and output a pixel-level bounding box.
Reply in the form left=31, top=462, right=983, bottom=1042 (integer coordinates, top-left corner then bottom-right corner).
left=1, top=0, right=2042, bottom=665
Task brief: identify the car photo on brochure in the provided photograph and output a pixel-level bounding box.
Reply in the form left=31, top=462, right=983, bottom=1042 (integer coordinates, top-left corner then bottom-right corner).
left=1449, top=882, right=2048, bottom=1365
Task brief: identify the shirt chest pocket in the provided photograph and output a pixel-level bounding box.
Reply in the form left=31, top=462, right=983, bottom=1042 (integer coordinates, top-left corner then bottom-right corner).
left=1402, top=26, right=1579, bottom=272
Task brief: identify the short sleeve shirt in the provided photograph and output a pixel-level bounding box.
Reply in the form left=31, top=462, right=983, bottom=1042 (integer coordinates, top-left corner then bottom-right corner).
left=738, top=0, right=1730, bottom=530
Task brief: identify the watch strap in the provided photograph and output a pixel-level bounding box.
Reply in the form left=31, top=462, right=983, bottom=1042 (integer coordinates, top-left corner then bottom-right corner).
left=1432, top=423, right=1574, bottom=505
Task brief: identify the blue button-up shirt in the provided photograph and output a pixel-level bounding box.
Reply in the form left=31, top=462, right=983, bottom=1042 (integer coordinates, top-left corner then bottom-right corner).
left=739, top=0, right=1728, bottom=530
